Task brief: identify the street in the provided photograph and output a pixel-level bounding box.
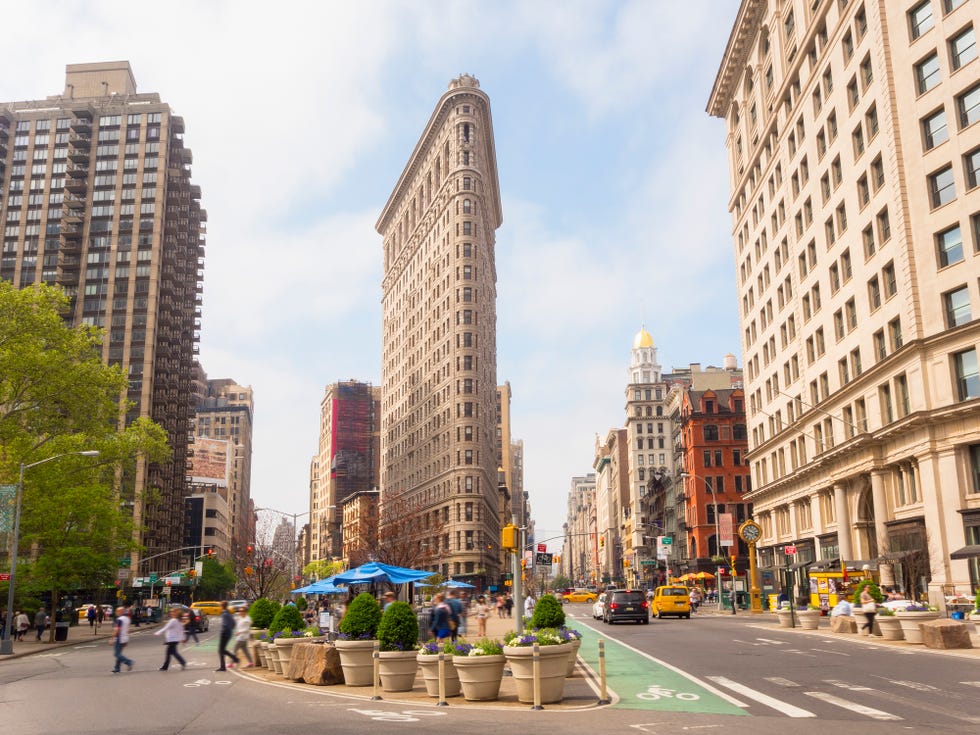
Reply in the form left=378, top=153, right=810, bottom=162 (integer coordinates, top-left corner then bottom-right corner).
left=1, top=605, right=978, bottom=735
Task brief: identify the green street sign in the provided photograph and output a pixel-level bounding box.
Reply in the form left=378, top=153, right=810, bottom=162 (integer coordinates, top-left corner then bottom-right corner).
left=640, top=560, right=659, bottom=565
left=149, top=573, right=158, bottom=583
left=660, top=537, right=673, bottom=545
left=119, top=557, right=131, bottom=567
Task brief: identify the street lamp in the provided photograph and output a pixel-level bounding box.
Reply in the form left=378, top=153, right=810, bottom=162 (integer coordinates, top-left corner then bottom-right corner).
left=2, top=450, right=99, bottom=655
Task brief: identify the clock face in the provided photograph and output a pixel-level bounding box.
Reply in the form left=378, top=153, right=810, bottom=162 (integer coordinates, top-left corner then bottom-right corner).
left=740, top=522, right=761, bottom=542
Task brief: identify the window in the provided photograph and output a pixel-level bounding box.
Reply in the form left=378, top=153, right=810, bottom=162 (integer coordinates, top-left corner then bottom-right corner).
left=858, top=174, right=870, bottom=206
left=874, top=329, right=887, bottom=360
left=882, top=261, right=897, bottom=298
left=852, top=124, right=865, bottom=157
left=929, top=165, right=956, bottom=207
left=871, top=155, right=885, bottom=190
left=909, top=1, right=934, bottom=40
left=944, top=0, right=966, bottom=12
left=860, top=56, right=874, bottom=89
left=877, top=207, right=892, bottom=242
left=847, top=77, right=860, bottom=109
left=843, top=30, right=854, bottom=61
left=950, top=27, right=977, bottom=70
left=851, top=347, right=863, bottom=376
left=966, top=147, right=980, bottom=189
left=954, top=349, right=980, bottom=400
left=889, top=317, right=904, bottom=350
left=868, top=275, right=882, bottom=310
left=937, top=224, right=964, bottom=266
left=944, top=285, right=972, bottom=327
left=915, top=53, right=941, bottom=94
left=959, top=84, right=980, bottom=127
left=880, top=382, right=894, bottom=424
left=704, top=425, right=719, bottom=441
left=846, top=297, right=858, bottom=329
left=923, top=108, right=949, bottom=149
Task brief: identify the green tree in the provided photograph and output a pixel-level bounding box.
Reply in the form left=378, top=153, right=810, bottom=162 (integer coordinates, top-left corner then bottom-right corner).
left=195, top=557, right=237, bottom=598
left=0, top=282, right=170, bottom=637
left=303, top=558, right=344, bottom=581
left=553, top=574, right=572, bottom=591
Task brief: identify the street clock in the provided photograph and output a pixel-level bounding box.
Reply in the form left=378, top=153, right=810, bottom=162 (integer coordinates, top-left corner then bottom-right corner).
left=738, top=520, right=762, bottom=544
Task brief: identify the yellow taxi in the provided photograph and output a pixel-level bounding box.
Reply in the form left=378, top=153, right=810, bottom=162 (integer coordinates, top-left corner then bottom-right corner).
left=190, top=600, right=224, bottom=616
left=651, top=586, right=692, bottom=619
left=562, top=589, right=598, bottom=603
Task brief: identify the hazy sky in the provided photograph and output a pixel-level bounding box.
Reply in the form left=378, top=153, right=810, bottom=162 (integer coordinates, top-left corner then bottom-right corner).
left=1, top=0, right=741, bottom=545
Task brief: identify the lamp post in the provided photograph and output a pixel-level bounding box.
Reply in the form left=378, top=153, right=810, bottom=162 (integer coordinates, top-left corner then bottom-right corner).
left=2, top=450, right=100, bottom=655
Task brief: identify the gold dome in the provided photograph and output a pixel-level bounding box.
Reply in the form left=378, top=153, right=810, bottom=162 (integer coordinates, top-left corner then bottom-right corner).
left=633, top=326, right=654, bottom=349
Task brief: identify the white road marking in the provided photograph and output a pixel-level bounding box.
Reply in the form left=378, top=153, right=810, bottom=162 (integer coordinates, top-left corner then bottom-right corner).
left=763, top=677, right=800, bottom=687
left=888, top=680, right=939, bottom=692
left=810, top=648, right=848, bottom=655
left=783, top=649, right=817, bottom=657
left=961, top=681, right=980, bottom=688
left=754, top=638, right=787, bottom=645
left=823, top=679, right=873, bottom=691
left=706, top=676, right=815, bottom=718
left=804, top=691, right=902, bottom=720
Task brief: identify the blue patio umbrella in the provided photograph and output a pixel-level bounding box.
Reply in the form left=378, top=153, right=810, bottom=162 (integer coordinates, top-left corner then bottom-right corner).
left=292, top=575, right=345, bottom=595
left=441, top=579, right=476, bottom=589
left=333, top=561, right=433, bottom=585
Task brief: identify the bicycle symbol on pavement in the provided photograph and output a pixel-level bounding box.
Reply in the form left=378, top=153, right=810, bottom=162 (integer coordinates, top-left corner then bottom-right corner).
left=636, top=684, right=700, bottom=701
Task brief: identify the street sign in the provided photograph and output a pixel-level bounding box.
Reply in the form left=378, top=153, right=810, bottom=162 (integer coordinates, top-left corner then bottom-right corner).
left=659, top=536, right=673, bottom=545
left=534, top=552, right=553, bottom=566
left=0, top=573, right=10, bottom=581
left=784, top=545, right=797, bottom=555
left=639, top=560, right=659, bottom=565
left=149, top=573, right=158, bottom=583
left=536, top=543, right=546, bottom=553
left=117, top=568, right=130, bottom=580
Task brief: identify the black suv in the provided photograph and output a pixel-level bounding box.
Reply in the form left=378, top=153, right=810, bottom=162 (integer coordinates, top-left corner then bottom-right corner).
left=602, top=589, right=649, bottom=624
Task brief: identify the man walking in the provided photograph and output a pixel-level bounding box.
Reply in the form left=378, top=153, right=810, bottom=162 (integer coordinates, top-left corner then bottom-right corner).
left=445, top=589, right=462, bottom=641
left=34, top=607, right=47, bottom=640
left=216, top=601, right=239, bottom=672
left=111, top=606, right=134, bottom=673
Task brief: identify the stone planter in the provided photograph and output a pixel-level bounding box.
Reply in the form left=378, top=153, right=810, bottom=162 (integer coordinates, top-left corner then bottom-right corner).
left=776, top=610, right=796, bottom=628
left=269, top=642, right=284, bottom=674
left=255, top=641, right=268, bottom=667
left=895, top=611, right=941, bottom=644
left=565, top=637, right=582, bottom=676
left=504, top=643, right=572, bottom=704
left=797, top=610, right=821, bottom=630
left=418, top=654, right=461, bottom=697
left=876, top=615, right=904, bottom=641
left=335, top=639, right=376, bottom=687
left=378, top=650, right=419, bottom=692
left=452, top=654, right=505, bottom=701
left=250, top=627, right=268, bottom=641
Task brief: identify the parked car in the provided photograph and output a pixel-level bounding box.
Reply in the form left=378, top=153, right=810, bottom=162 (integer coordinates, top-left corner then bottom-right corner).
left=563, top=589, right=598, bottom=603
left=168, top=603, right=210, bottom=631
left=592, top=593, right=607, bottom=619
left=651, top=585, right=692, bottom=619
left=602, top=589, right=649, bottom=624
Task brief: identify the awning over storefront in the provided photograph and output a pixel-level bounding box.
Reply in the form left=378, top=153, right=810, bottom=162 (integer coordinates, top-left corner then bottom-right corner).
left=950, top=545, right=980, bottom=560
left=809, top=559, right=878, bottom=572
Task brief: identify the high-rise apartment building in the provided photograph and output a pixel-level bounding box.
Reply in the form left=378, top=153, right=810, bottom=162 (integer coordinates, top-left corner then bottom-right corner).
left=709, top=1, right=980, bottom=599
left=0, top=62, right=205, bottom=572
left=193, top=375, right=254, bottom=553
left=562, top=474, right=597, bottom=587
left=377, top=74, right=504, bottom=585
left=310, top=381, right=381, bottom=563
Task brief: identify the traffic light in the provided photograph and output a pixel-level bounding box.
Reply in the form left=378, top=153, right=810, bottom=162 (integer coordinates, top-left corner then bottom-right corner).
left=624, top=559, right=631, bottom=568
left=207, top=547, right=214, bottom=559
left=600, top=535, right=605, bottom=548
left=501, top=524, right=517, bottom=550
left=521, top=557, right=527, bottom=569
left=553, top=555, right=561, bottom=564
left=188, top=569, right=196, bottom=578
left=246, top=544, right=254, bottom=554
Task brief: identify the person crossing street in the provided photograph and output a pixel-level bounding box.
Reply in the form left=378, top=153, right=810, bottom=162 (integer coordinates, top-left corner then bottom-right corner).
left=216, top=601, right=239, bottom=671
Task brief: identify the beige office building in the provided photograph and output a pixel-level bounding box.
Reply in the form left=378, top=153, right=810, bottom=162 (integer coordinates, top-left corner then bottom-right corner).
left=376, top=74, right=504, bottom=585
left=709, top=0, right=980, bottom=600
left=0, top=62, right=205, bottom=573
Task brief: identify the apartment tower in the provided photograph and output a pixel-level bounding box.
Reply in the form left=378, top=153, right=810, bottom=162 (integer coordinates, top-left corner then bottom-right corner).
left=708, top=1, right=980, bottom=599
left=376, top=75, right=503, bottom=584
left=0, top=62, right=205, bottom=572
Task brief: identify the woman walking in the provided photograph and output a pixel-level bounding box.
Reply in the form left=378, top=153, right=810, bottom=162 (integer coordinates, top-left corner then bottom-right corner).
left=232, top=607, right=254, bottom=668
left=154, top=608, right=187, bottom=670
left=473, top=595, right=489, bottom=637
left=428, top=593, right=452, bottom=642
left=859, top=586, right=877, bottom=635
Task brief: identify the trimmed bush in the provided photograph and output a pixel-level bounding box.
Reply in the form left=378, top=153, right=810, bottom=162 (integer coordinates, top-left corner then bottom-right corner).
left=530, top=594, right=565, bottom=629
left=248, top=598, right=280, bottom=629
left=377, top=601, right=419, bottom=651
left=851, top=579, right=884, bottom=605
left=295, top=596, right=308, bottom=611
left=339, top=592, right=382, bottom=639
left=269, top=604, right=306, bottom=635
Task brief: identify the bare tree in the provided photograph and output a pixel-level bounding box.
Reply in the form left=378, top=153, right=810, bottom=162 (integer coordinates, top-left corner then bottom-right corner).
left=350, top=492, right=445, bottom=571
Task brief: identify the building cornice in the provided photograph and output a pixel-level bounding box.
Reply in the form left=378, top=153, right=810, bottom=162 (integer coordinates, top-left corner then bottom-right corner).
left=706, top=0, right=767, bottom=119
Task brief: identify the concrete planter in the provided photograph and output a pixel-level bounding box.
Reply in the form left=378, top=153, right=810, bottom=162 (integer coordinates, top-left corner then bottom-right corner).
left=335, top=639, right=376, bottom=686
left=378, top=650, right=419, bottom=692
left=797, top=610, right=821, bottom=630
left=776, top=610, right=796, bottom=628
left=418, top=654, right=461, bottom=697
left=565, top=637, right=582, bottom=676
left=269, top=642, right=284, bottom=674
left=504, top=643, right=572, bottom=704
left=452, top=654, right=505, bottom=701
left=876, top=616, right=904, bottom=641
left=895, top=611, right=940, bottom=644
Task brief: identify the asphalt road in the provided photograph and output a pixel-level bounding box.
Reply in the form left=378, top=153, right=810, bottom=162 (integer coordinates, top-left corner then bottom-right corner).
left=2, top=607, right=978, bottom=735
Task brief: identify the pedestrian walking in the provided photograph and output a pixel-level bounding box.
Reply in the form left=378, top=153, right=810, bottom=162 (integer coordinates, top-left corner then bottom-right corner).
left=495, top=595, right=504, bottom=618
left=216, top=600, right=239, bottom=671
left=87, top=605, right=97, bottom=629
left=34, top=608, right=47, bottom=640
left=859, top=587, right=877, bottom=635
left=15, top=610, right=29, bottom=641
left=382, top=591, right=396, bottom=611
left=445, top=589, right=463, bottom=641
left=111, top=606, right=134, bottom=673
left=153, top=608, right=187, bottom=671
left=689, top=588, right=701, bottom=615
left=473, top=595, right=489, bottom=637
left=96, top=605, right=106, bottom=627
left=429, top=593, right=452, bottom=642
left=232, top=607, right=254, bottom=667
left=504, top=595, right=513, bottom=618
left=183, top=610, right=200, bottom=644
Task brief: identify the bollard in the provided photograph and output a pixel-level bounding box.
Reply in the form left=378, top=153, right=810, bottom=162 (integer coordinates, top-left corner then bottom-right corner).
left=597, top=639, right=610, bottom=704
left=436, top=652, right=448, bottom=707
left=530, top=641, right=544, bottom=710
left=371, top=642, right=382, bottom=701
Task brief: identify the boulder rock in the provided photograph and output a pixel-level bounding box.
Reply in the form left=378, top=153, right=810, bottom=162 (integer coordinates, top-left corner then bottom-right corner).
left=286, top=643, right=313, bottom=680
left=921, top=619, right=973, bottom=650
left=293, top=642, right=345, bottom=685
left=830, top=615, right=857, bottom=633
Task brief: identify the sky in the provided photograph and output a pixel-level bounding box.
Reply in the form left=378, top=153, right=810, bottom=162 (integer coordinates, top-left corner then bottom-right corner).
left=1, top=0, right=742, bottom=546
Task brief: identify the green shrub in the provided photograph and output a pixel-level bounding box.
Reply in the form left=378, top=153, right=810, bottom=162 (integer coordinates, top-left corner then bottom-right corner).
left=975, top=587, right=980, bottom=611
left=248, top=598, right=280, bottom=629
left=339, top=592, right=382, bottom=640
left=295, top=596, right=308, bottom=611
left=268, top=604, right=306, bottom=635
left=851, top=579, right=884, bottom=605
left=376, top=601, right=419, bottom=651
left=529, top=594, right=565, bottom=628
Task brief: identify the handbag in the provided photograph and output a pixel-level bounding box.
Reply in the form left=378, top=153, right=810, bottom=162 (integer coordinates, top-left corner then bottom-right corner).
left=862, top=602, right=876, bottom=612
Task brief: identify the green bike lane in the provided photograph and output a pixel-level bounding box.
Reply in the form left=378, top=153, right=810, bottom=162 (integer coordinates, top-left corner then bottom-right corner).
left=575, top=622, right=746, bottom=715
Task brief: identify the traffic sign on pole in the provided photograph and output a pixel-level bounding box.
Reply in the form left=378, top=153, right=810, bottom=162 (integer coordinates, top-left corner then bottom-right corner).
left=784, top=545, right=797, bottom=555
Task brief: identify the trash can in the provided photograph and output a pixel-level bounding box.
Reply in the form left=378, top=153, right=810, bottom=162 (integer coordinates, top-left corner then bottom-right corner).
left=54, top=621, right=70, bottom=641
